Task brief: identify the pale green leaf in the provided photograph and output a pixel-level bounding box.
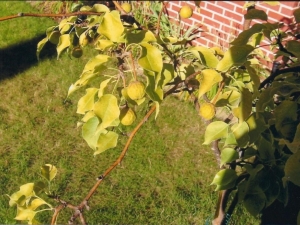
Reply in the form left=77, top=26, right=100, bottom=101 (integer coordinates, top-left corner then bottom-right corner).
left=203, top=121, right=229, bottom=145
left=284, top=151, right=300, bottom=186
left=95, top=39, right=114, bottom=51
left=232, top=88, right=252, bottom=123
left=57, top=34, right=70, bottom=59
left=285, top=124, right=300, bottom=153
left=138, top=42, right=163, bottom=73
left=231, top=122, right=250, bottom=148
left=221, top=148, right=239, bottom=166
left=82, top=116, right=100, bottom=150
left=145, top=71, right=163, bottom=102
left=97, top=11, right=124, bottom=42
left=81, top=111, right=96, bottom=123
left=77, top=88, right=98, bottom=114
left=211, top=169, right=238, bottom=191
left=274, top=100, right=298, bottom=132
left=158, top=63, right=175, bottom=88
left=36, top=37, right=48, bottom=60
left=94, top=94, right=120, bottom=130
left=244, top=9, right=268, bottom=21
left=216, top=45, right=255, bottom=72
left=230, top=24, right=264, bottom=46
left=94, top=131, right=118, bottom=155
left=41, top=164, right=57, bottom=182
left=198, top=69, right=222, bottom=98
left=293, top=8, right=300, bottom=23
left=188, top=46, right=219, bottom=68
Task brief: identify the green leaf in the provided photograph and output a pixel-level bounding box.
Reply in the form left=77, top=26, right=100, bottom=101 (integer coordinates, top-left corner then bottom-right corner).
left=97, top=11, right=124, bottom=42
left=94, top=94, right=120, bottom=130
left=36, top=37, right=48, bottom=61
left=57, top=34, right=70, bottom=59
left=246, top=113, right=267, bottom=144
left=231, top=122, right=250, bottom=148
left=145, top=71, right=163, bottom=102
left=257, top=136, right=275, bottom=162
left=33, top=181, right=46, bottom=195
left=203, top=121, right=229, bottom=145
left=216, top=45, right=255, bottom=72
left=220, top=148, right=239, bottom=166
left=244, top=191, right=266, bottom=216
left=284, top=151, right=300, bottom=186
left=198, top=69, right=222, bottom=98
left=211, top=169, right=238, bottom=191
left=77, top=88, right=98, bottom=114
left=244, top=9, right=268, bottom=21
left=285, top=124, right=300, bottom=153
left=230, top=24, right=264, bottom=46
left=159, top=63, right=175, bottom=88
left=293, top=8, right=300, bottom=23
left=232, top=87, right=252, bottom=123
left=95, top=131, right=118, bottom=155
left=188, top=46, right=219, bottom=68
left=41, top=164, right=57, bottom=182
left=82, top=116, right=100, bottom=150
left=138, top=42, right=163, bottom=73
left=285, top=40, right=300, bottom=59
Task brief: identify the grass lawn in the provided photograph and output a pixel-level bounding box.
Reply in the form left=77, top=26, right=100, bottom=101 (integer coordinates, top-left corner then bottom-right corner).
left=0, top=2, right=260, bottom=224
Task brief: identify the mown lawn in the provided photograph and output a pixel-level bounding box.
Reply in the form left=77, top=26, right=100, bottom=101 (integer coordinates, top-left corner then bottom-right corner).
left=0, top=2, right=259, bottom=224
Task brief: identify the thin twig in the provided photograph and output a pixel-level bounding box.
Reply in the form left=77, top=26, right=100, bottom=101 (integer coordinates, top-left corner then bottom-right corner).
left=156, top=1, right=167, bottom=36
left=0, top=11, right=104, bottom=22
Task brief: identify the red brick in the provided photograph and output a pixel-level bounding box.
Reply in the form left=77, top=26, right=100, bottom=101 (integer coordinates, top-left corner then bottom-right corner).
left=206, top=1, right=224, bottom=15
left=258, top=2, right=280, bottom=12
left=171, top=4, right=181, bottom=13
left=231, top=1, right=247, bottom=7
left=202, top=17, right=220, bottom=28
left=215, top=1, right=235, bottom=12
left=280, top=1, right=299, bottom=8
left=224, top=10, right=244, bottom=22
left=280, top=5, right=296, bottom=17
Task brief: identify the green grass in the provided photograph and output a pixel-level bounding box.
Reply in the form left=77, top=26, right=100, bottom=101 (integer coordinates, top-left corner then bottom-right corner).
left=0, top=2, right=260, bottom=224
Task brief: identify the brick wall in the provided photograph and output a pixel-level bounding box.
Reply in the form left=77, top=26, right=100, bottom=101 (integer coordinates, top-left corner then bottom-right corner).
left=166, top=1, right=300, bottom=61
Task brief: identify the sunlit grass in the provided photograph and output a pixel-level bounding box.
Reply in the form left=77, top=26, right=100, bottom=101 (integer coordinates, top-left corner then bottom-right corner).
left=0, top=2, right=260, bottom=224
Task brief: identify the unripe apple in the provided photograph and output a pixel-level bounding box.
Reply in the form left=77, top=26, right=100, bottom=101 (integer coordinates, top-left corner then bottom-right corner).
left=199, top=102, right=216, bottom=120
left=127, top=81, right=145, bottom=100
left=121, top=2, right=132, bottom=13
left=120, top=107, right=136, bottom=126
left=179, top=5, right=193, bottom=19
left=72, top=47, right=83, bottom=58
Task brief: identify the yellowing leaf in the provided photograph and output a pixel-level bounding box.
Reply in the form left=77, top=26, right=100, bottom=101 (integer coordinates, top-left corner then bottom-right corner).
left=28, top=198, right=49, bottom=210
left=77, top=88, right=98, bottom=115
left=95, top=131, right=118, bottom=155
left=125, top=30, right=157, bottom=44
left=8, top=183, right=34, bottom=207
left=188, top=46, right=219, bottom=68
left=203, top=121, right=229, bottom=145
left=91, top=3, right=110, bottom=12
left=232, top=88, right=252, bottom=123
left=15, top=208, right=36, bottom=221
left=98, top=78, right=111, bottom=98
left=57, top=34, right=70, bottom=59
left=41, top=164, right=57, bottom=182
left=216, top=45, right=255, bottom=72
left=138, top=42, right=163, bottom=73
left=215, top=90, right=241, bottom=107
left=262, top=1, right=280, bottom=6
left=94, top=94, right=120, bottom=130
left=244, top=9, right=268, bottom=21
left=36, top=37, right=48, bottom=60
left=198, top=69, right=222, bottom=98
left=97, top=11, right=124, bottom=42
left=231, top=122, right=250, bottom=148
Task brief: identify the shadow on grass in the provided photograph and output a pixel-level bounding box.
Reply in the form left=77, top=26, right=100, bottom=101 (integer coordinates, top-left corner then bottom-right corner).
left=0, top=34, right=57, bottom=80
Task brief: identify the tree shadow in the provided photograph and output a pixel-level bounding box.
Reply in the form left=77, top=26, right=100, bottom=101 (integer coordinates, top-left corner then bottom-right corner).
left=0, top=34, right=57, bottom=81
